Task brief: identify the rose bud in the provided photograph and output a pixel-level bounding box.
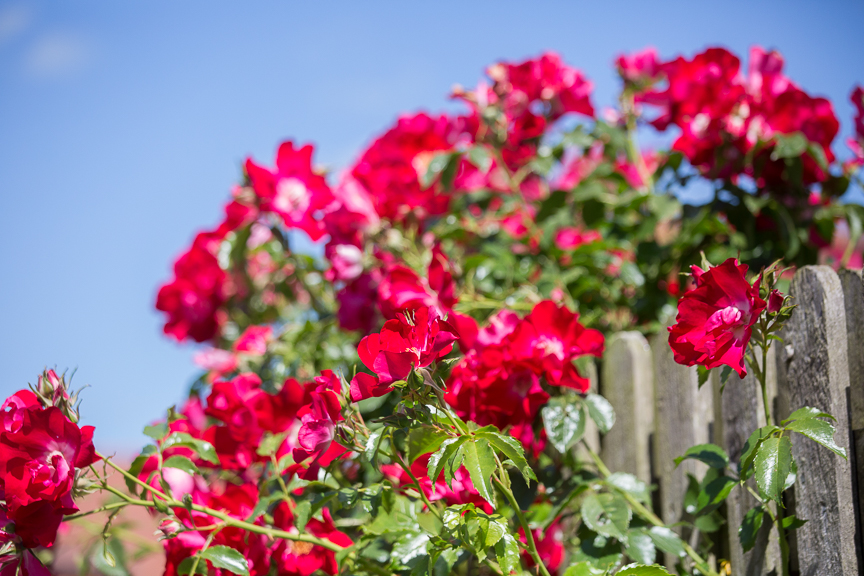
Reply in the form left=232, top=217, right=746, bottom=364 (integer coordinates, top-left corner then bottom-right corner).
left=768, top=289, right=784, bottom=314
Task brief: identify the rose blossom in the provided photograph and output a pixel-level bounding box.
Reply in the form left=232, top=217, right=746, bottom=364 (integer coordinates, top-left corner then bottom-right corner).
left=668, top=258, right=767, bottom=377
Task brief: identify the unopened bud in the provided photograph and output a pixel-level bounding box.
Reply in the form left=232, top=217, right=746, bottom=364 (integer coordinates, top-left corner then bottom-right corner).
left=72, top=468, right=98, bottom=499
left=156, top=518, right=182, bottom=540
left=768, top=289, right=784, bottom=314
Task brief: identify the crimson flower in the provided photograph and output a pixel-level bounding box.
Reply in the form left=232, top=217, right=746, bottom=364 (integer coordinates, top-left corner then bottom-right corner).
left=350, top=307, right=459, bottom=401
left=668, top=258, right=767, bottom=377
left=156, top=233, right=227, bottom=343
left=0, top=395, right=99, bottom=549
left=519, top=519, right=565, bottom=576
left=246, top=141, right=335, bottom=241
left=271, top=504, right=352, bottom=576
left=292, top=370, right=347, bottom=480
left=509, top=300, right=604, bottom=391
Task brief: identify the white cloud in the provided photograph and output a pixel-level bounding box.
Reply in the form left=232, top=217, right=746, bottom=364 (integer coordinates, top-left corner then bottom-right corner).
left=24, top=32, right=91, bottom=79
left=0, top=4, right=31, bottom=44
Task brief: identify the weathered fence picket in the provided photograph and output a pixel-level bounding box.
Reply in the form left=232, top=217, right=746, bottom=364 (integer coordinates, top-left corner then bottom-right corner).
left=600, top=332, right=654, bottom=484
left=840, top=268, right=864, bottom=558
left=649, top=331, right=714, bottom=530
left=594, top=265, right=864, bottom=575
left=776, top=266, right=859, bottom=576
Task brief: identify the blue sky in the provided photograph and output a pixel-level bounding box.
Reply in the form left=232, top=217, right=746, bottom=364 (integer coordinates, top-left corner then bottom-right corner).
left=1, top=0, right=862, bottom=451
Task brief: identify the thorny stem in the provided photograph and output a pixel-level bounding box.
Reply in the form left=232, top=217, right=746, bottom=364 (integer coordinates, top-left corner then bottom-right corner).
left=493, top=477, right=552, bottom=576
left=582, top=441, right=720, bottom=576
left=84, top=452, right=349, bottom=553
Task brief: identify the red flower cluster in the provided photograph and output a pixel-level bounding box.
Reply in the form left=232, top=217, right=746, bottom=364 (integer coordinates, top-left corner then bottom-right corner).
left=156, top=197, right=258, bottom=343
left=144, top=370, right=350, bottom=575
left=633, top=46, right=839, bottom=187
left=352, top=112, right=459, bottom=222
left=446, top=302, right=603, bottom=453
left=350, top=307, right=459, bottom=401
left=162, top=483, right=350, bottom=576
left=668, top=258, right=767, bottom=377
left=0, top=376, right=99, bottom=554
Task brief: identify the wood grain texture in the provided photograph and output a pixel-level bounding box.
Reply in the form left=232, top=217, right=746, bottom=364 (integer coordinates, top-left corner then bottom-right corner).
left=601, top=332, right=655, bottom=484
left=650, top=330, right=714, bottom=527
left=777, top=266, right=859, bottom=576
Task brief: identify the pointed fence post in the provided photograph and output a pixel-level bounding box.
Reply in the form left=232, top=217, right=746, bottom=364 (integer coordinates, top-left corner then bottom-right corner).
left=601, top=332, right=654, bottom=485
left=777, top=266, right=860, bottom=576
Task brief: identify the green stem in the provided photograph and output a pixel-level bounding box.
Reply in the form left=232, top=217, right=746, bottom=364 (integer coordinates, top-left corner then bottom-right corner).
left=582, top=442, right=719, bottom=576
left=92, top=453, right=349, bottom=553
left=64, top=500, right=130, bottom=520
left=493, top=477, right=552, bottom=576
left=189, top=525, right=222, bottom=576
left=386, top=448, right=443, bottom=522
left=752, top=336, right=789, bottom=576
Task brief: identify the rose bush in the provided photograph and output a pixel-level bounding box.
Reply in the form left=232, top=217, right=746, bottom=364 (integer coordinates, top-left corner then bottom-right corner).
left=4, top=46, right=861, bottom=576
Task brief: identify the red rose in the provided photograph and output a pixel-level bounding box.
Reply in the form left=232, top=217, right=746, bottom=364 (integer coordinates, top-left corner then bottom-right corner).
left=349, top=307, right=459, bottom=401
left=668, top=258, right=767, bottom=377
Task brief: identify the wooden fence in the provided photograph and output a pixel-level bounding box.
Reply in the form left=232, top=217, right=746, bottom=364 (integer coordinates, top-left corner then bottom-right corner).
left=592, top=266, right=864, bottom=575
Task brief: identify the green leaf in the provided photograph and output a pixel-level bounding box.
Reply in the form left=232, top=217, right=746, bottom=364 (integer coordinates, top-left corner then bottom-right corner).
left=782, top=514, right=807, bottom=531
left=477, top=432, right=536, bottom=484
left=674, top=443, right=729, bottom=469
left=143, top=422, right=168, bottom=441
left=739, top=426, right=778, bottom=479
left=782, top=406, right=834, bottom=423
left=177, top=557, right=207, bottom=576
left=293, top=500, right=312, bottom=532
left=694, top=510, right=725, bottom=533
left=125, top=446, right=156, bottom=495
left=364, top=428, right=386, bottom=463
left=784, top=414, right=847, bottom=459
left=163, top=456, right=199, bottom=476
left=606, top=472, right=650, bottom=504
left=542, top=398, right=586, bottom=453
left=625, top=528, right=656, bottom=565
left=697, top=366, right=711, bottom=389
left=407, top=427, right=448, bottom=463
left=256, top=431, right=287, bottom=457
left=392, top=531, right=430, bottom=566
left=739, top=506, right=766, bottom=553
left=562, top=562, right=606, bottom=576
left=647, top=527, right=686, bottom=558
left=755, top=436, right=793, bottom=504
left=494, top=532, right=521, bottom=575
left=584, top=394, right=616, bottom=434
left=772, top=132, right=808, bottom=160
left=581, top=493, right=631, bottom=540
left=428, top=436, right=468, bottom=488
left=200, top=546, right=250, bottom=576
left=695, top=475, right=737, bottom=515
left=162, top=432, right=219, bottom=465
left=468, top=145, right=493, bottom=173
left=616, top=564, right=674, bottom=576
left=461, top=438, right=497, bottom=508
